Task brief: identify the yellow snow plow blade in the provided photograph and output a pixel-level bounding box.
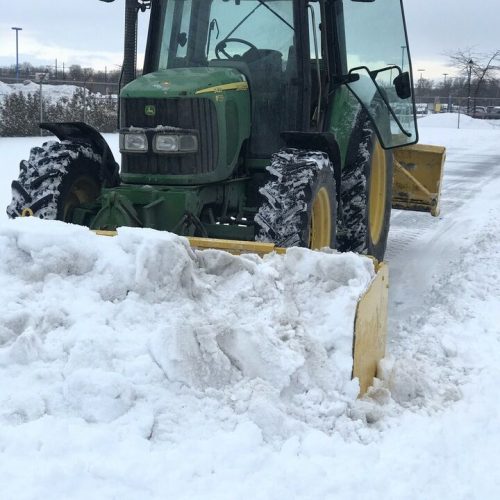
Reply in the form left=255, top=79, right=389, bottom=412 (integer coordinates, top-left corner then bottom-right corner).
left=352, top=262, right=388, bottom=395
left=95, top=231, right=389, bottom=396
left=187, top=237, right=287, bottom=255
left=392, top=144, right=446, bottom=216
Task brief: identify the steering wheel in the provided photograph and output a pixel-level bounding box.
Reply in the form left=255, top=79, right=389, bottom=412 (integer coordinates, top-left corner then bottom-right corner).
left=215, top=38, right=258, bottom=60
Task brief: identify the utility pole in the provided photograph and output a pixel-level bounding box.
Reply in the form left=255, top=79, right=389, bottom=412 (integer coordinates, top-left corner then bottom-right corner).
left=11, top=27, right=22, bottom=81
left=467, top=59, right=473, bottom=114
left=443, top=74, right=451, bottom=113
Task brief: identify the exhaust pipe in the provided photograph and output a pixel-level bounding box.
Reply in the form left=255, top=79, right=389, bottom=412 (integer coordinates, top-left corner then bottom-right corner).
left=122, top=0, right=139, bottom=89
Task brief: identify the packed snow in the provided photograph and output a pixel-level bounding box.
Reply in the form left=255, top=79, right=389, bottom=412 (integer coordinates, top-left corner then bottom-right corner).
left=1, top=113, right=500, bottom=499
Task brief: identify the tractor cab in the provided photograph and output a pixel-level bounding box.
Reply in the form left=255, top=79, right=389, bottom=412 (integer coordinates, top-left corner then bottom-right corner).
left=144, top=0, right=299, bottom=157
left=132, top=0, right=418, bottom=158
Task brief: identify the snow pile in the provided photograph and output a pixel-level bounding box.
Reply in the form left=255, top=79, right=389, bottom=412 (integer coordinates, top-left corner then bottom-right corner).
left=0, top=218, right=374, bottom=440
left=419, top=112, right=496, bottom=129
left=0, top=82, right=97, bottom=104
left=0, top=81, right=12, bottom=96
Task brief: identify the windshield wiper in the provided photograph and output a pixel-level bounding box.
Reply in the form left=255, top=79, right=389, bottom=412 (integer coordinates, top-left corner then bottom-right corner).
left=225, top=3, right=262, bottom=40
left=257, top=0, right=294, bottom=31
left=224, top=0, right=294, bottom=41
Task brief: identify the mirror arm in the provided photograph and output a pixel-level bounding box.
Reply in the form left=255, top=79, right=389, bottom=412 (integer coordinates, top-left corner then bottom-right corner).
left=331, top=73, right=360, bottom=86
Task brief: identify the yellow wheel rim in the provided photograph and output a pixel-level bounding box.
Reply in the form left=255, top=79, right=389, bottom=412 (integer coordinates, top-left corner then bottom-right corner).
left=309, top=187, right=331, bottom=249
left=368, top=140, right=387, bottom=245
left=63, top=176, right=99, bottom=221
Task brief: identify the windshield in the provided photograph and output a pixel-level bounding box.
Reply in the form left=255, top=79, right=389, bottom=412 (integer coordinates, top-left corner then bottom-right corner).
left=156, top=0, right=295, bottom=69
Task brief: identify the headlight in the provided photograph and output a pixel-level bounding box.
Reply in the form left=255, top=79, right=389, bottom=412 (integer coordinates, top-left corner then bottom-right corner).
left=178, top=134, right=198, bottom=153
left=154, top=134, right=198, bottom=153
left=120, top=132, right=148, bottom=153
left=154, top=135, right=179, bottom=152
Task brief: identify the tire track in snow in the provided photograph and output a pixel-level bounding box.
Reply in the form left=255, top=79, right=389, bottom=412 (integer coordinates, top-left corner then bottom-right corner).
left=375, top=134, right=500, bottom=412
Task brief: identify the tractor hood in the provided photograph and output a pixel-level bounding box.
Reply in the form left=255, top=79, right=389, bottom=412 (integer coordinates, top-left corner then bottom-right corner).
left=120, top=67, right=248, bottom=98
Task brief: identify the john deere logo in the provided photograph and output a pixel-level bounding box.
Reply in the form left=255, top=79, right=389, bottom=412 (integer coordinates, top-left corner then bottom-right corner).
left=145, top=105, right=156, bottom=116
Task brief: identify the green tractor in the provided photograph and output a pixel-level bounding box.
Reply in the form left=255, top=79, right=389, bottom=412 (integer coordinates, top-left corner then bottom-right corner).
left=7, top=0, right=444, bottom=261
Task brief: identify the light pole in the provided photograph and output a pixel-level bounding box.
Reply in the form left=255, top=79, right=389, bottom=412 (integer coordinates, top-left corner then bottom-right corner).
left=417, top=68, right=425, bottom=94
left=11, top=27, right=22, bottom=81
left=467, top=59, right=473, bottom=114
left=443, top=74, right=450, bottom=112
left=401, top=45, right=406, bottom=69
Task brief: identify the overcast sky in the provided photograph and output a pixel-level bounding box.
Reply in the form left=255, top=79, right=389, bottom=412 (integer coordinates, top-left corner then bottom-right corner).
left=0, top=0, right=497, bottom=82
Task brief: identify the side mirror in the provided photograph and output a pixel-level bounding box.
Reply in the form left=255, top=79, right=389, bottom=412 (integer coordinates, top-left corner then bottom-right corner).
left=178, top=32, right=188, bottom=47
left=394, top=72, right=412, bottom=99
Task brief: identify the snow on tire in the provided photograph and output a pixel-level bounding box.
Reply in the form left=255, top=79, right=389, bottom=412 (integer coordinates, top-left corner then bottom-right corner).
left=337, top=122, right=371, bottom=254
left=6, top=140, right=102, bottom=220
left=255, top=148, right=336, bottom=248
left=337, top=117, right=392, bottom=261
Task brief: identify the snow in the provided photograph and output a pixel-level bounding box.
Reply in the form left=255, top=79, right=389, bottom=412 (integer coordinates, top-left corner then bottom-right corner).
left=1, top=113, right=500, bottom=498
left=420, top=111, right=498, bottom=130
left=0, top=82, right=102, bottom=104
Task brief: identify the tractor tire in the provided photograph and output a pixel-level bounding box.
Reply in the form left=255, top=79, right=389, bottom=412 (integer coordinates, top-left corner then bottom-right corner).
left=337, top=118, right=393, bottom=261
left=6, top=140, right=106, bottom=222
left=255, top=148, right=336, bottom=249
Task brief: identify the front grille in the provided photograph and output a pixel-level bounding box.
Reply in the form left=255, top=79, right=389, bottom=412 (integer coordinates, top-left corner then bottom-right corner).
left=121, top=97, right=219, bottom=176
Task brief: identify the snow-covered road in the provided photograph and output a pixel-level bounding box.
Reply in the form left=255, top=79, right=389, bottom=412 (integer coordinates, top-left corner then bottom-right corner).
left=0, top=114, right=499, bottom=499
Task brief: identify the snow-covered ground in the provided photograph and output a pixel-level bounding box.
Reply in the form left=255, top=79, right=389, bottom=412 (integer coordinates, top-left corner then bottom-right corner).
left=0, top=81, right=83, bottom=104
left=0, top=114, right=499, bottom=499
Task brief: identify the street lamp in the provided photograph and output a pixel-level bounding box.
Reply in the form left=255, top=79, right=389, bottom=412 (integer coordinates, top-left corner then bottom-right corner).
left=467, top=59, right=474, bottom=114
left=443, top=73, right=448, bottom=85
left=401, top=45, right=406, bottom=69
left=11, top=27, right=22, bottom=82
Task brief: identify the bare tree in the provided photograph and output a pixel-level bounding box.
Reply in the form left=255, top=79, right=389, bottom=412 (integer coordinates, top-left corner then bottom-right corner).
left=448, top=49, right=500, bottom=111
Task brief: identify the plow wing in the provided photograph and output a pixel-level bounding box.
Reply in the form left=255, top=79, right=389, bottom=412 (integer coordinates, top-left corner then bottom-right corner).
left=392, top=144, right=446, bottom=216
